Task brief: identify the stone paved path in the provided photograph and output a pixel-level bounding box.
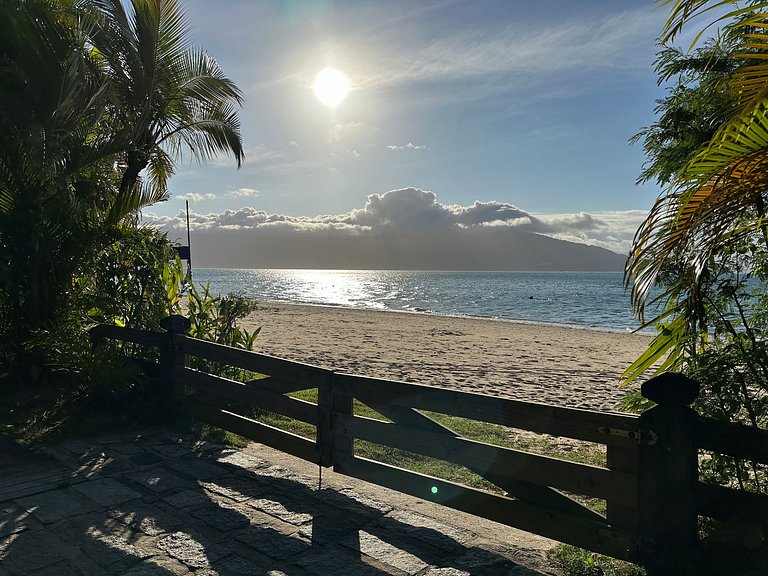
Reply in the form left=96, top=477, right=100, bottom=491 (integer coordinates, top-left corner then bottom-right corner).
left=0, top=431, right=557, bottom=575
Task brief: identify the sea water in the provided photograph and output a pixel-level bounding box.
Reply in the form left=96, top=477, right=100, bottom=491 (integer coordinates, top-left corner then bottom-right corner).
left=192, top=269, right=650, bottom=333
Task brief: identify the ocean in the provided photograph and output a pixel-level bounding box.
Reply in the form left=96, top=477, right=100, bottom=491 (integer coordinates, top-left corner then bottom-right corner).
left=192, top=269, right=650, bottom=333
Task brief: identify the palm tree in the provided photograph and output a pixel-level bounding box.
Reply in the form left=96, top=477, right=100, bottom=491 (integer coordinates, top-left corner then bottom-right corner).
left=0, top=0, right=245, bottom=370
left=85, top=0, right=245, bottom=217
left=625, top=1, right=768, bottom=378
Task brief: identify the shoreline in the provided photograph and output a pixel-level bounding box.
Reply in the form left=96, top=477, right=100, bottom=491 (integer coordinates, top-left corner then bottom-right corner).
left=241, top=301, right=653, bottom=412
left=246, top=298, right=652, bottom=335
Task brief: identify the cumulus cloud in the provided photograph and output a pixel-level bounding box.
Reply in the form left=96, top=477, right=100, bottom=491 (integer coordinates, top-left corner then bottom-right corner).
left=145, top=187, right=643, bottom=253
left=176, top=193, right=216, bottom=202
left=533, top=210, right=648, bottom=254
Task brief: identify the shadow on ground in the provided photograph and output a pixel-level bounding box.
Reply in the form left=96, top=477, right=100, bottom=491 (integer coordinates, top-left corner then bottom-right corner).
left=0, top=432, right=552, bottom=575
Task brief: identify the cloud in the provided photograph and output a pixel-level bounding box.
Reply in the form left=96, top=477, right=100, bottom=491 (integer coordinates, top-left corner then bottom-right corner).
left=145, top=187, right=643, bottom=253
left=531, top=210, right=648, bottom=254
left=355, top=9, right=661, bottom=96
left=176, top=193, right=216, bottom=202
left=243, top=144, right=284, bottom=163
left=386, top=142, right=427, bottom=151
left=205, top=144, right=283, bottom=168
left=230, top=188, right=259, bottom=198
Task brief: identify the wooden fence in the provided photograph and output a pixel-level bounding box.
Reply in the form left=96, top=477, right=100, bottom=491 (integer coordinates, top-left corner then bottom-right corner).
left=90, top=316, right=768, bottom=574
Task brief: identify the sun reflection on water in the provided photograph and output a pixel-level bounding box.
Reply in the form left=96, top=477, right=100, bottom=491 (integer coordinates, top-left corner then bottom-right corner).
left=262, top=270, right=392, bottom=309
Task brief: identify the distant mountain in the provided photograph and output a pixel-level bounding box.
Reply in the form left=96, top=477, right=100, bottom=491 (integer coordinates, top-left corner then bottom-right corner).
left=187, top=227, right=626, bottom=271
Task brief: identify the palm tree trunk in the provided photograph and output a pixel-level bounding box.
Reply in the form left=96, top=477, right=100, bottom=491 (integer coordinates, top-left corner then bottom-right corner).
left=118, top=150, right=149, bottom=195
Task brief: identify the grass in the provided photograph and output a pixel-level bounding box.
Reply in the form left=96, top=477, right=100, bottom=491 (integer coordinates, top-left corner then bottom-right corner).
left=546, top=544, right=646, bottom=576
left=241, top=387, right=609, bottom=505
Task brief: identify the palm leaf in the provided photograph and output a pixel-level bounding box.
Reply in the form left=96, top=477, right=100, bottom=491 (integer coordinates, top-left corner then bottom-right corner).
left=621, top=314, right=690, bottom=384
left=659, top=1, right=768, bottom=46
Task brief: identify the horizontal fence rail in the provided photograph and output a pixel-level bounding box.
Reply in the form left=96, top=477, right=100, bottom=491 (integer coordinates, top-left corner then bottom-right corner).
left=332, top=453, right=637, bottom=560
left=181, top=368, right=321, bottom=425
left=90, top=324, right=168, bottom=348
left=334, top=413, right=638, bottom=505
left=697, top=417, right=768, bottom=464
left=90, top=320, right=768, bottom=573
left=174, top=334, right=332, bottom=384
left=334, top=373, right=641, bottom=446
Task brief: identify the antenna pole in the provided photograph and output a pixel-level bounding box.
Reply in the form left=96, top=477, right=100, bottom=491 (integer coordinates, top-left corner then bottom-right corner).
left=185, top=200, right=192, bottom=278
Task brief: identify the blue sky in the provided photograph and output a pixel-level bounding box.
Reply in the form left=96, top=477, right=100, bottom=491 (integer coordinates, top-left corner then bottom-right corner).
left=149, top=1, right=679, bottom=254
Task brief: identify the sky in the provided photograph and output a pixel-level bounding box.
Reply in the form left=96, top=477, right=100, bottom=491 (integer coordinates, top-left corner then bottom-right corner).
left=146, top=0, right=682, bottom=258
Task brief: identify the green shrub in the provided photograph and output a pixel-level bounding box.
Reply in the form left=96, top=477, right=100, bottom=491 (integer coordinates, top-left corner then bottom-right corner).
left=185, top=281, right=261, bottom=381
left=5, top=225, right=261, bottom=435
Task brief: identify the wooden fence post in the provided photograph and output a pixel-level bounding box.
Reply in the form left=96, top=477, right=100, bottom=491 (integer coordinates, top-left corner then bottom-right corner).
left=159, top=314, right=191, bottom=399
left=637, top=372, right=700, bottom=574
left=316, top=373, right=334, bottom=468
left=331, top=374, right=354, bottom=466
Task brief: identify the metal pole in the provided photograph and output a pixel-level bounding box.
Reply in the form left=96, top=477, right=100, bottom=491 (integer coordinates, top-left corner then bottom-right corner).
left=185, top=200, right=192, bottom=278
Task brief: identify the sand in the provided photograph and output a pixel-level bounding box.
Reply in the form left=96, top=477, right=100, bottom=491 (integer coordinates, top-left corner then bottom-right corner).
left=242, top=302, right=653, bottom=412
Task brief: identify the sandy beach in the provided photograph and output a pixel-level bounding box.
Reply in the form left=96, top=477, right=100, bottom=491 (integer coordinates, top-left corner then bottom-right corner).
left=242, top=303, right=653, bottom=412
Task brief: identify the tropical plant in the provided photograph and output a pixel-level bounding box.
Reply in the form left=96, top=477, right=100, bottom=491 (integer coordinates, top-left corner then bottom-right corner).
left=185, top=282, right=261, bottom=380
left=0, top=0, right=111, bottom=368
left=85, top=0, right=245, bottom=203
left=0, top=0, right=244, bottom=375
left=20, top=227, right=260, bottom=432
left=626, top=1, right=768, bottom=378
left=74, top=225, right=186, bottom=328
left=625, top=0, right=768, bottom=496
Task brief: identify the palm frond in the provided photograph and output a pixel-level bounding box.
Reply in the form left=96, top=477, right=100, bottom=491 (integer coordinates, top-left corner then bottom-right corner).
left=627, top=99, right=768, bottom=310
left=659, top=1, right=768, bottom=46
left=159, top=100, right=244, bottom=166
left=105, top=178, right=169, bottom=226
left=144, top=146, right=174, bottom=199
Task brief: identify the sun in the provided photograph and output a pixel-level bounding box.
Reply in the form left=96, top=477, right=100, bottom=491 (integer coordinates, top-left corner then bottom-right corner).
left=313, top=68, right=350, bottom=107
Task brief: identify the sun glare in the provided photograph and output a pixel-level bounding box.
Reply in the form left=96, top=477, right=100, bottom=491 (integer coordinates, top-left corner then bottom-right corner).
left=313, top=68, right=350, bottom=107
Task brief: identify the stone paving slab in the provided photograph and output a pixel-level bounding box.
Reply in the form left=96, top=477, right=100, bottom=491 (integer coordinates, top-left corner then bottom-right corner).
left=125, top=467, right=192, bottom=493
left=0, top=530, right=66, bottom=574
left=15, top=488, right=100, bottom=524
left=387, top=510, right=476, bottom=551
left=234, top=524, right=310, bottom=561
left=108, top=506, right=185, bottom=537
left=214, top=450, right=269, bottom=470
left=298, top=510, right=372, bottom=545
left=0, top=431, right=556, bottom=576
left=344, top=530, right=431, bottom=575
left=190, top=501, right=251, bottom=532
left=162, top=488, right=211, bottom=508
left=200, top=477, right=262, bottom=502
left=248, top=497, right=314, bottom=526
left=72, top=477, right=142, bottom=507
left=170, top=457, right=230, bottom=480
